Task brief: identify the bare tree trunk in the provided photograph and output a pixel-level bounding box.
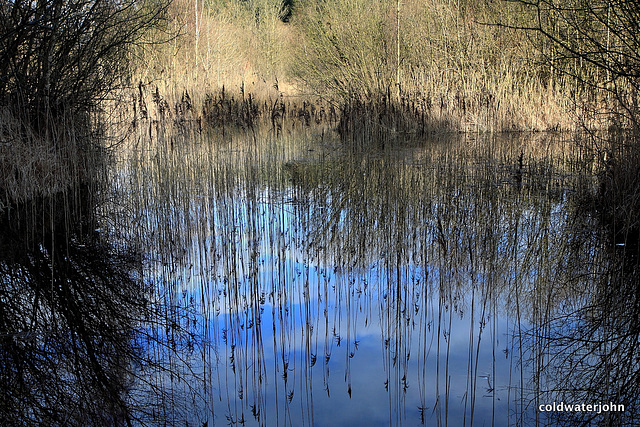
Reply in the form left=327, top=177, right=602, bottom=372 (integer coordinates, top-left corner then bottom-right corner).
left=396, top=0, right=401, bottom=103
left=195, top=0, right=199, bottom=67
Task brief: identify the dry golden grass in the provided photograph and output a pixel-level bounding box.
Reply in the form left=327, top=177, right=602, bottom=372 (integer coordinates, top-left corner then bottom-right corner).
left=131, top=0, right=608, bottom=133
left=0, top=109, right=97, bottom=207
left=293, top=0, right=580, bottom=132
left=135, top=0, right=297, bottom=111
left=0, top=137, right=70, bottom=210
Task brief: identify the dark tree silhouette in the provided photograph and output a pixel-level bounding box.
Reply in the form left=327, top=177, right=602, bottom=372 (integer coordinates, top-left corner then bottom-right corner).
left=0, top=0, right=169, bottom=132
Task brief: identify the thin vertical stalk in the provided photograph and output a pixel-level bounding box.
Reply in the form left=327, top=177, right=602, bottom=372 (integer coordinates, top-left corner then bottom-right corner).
left=195, top=0, right=199, bottom=67
left=396, top=0, right=401, bottom=103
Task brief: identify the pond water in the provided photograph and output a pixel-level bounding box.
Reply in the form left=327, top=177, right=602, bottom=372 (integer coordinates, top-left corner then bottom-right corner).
left=2, top=121, right=638, bottom=426
left=105, top=123, right=637, bottom=426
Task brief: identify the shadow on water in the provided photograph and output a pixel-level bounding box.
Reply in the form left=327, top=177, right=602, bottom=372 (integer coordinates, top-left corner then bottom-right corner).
left=531, top=242, right=640, bottom=427
left=0, top=182, right=183, bottom=425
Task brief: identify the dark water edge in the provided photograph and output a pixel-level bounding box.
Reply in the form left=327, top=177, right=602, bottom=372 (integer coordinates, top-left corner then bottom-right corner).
left=2, top=124, right=639, bottom=426
left=0, top=185, right=148, bottom=425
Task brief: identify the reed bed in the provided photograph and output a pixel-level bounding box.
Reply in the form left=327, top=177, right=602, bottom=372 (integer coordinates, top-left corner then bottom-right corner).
left=124, top=82, right=339, bottom=139
left=104, top=116, right=622, bottom=425
left=0, top=108, right=104, bottom=210
left=133, top=0, right=589, bottom=136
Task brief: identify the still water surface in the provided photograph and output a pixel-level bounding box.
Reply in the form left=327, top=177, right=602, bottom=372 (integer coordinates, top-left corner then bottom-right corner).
left=109, top=124, right=637, bottom=426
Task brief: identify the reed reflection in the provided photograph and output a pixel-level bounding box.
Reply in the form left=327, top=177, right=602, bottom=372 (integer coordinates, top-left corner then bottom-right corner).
left=120, top=123, right=627, bottom=426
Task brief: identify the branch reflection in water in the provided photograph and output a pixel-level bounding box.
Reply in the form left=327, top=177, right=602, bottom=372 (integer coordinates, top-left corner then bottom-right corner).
left=0, top=185, right=155, bottom=425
